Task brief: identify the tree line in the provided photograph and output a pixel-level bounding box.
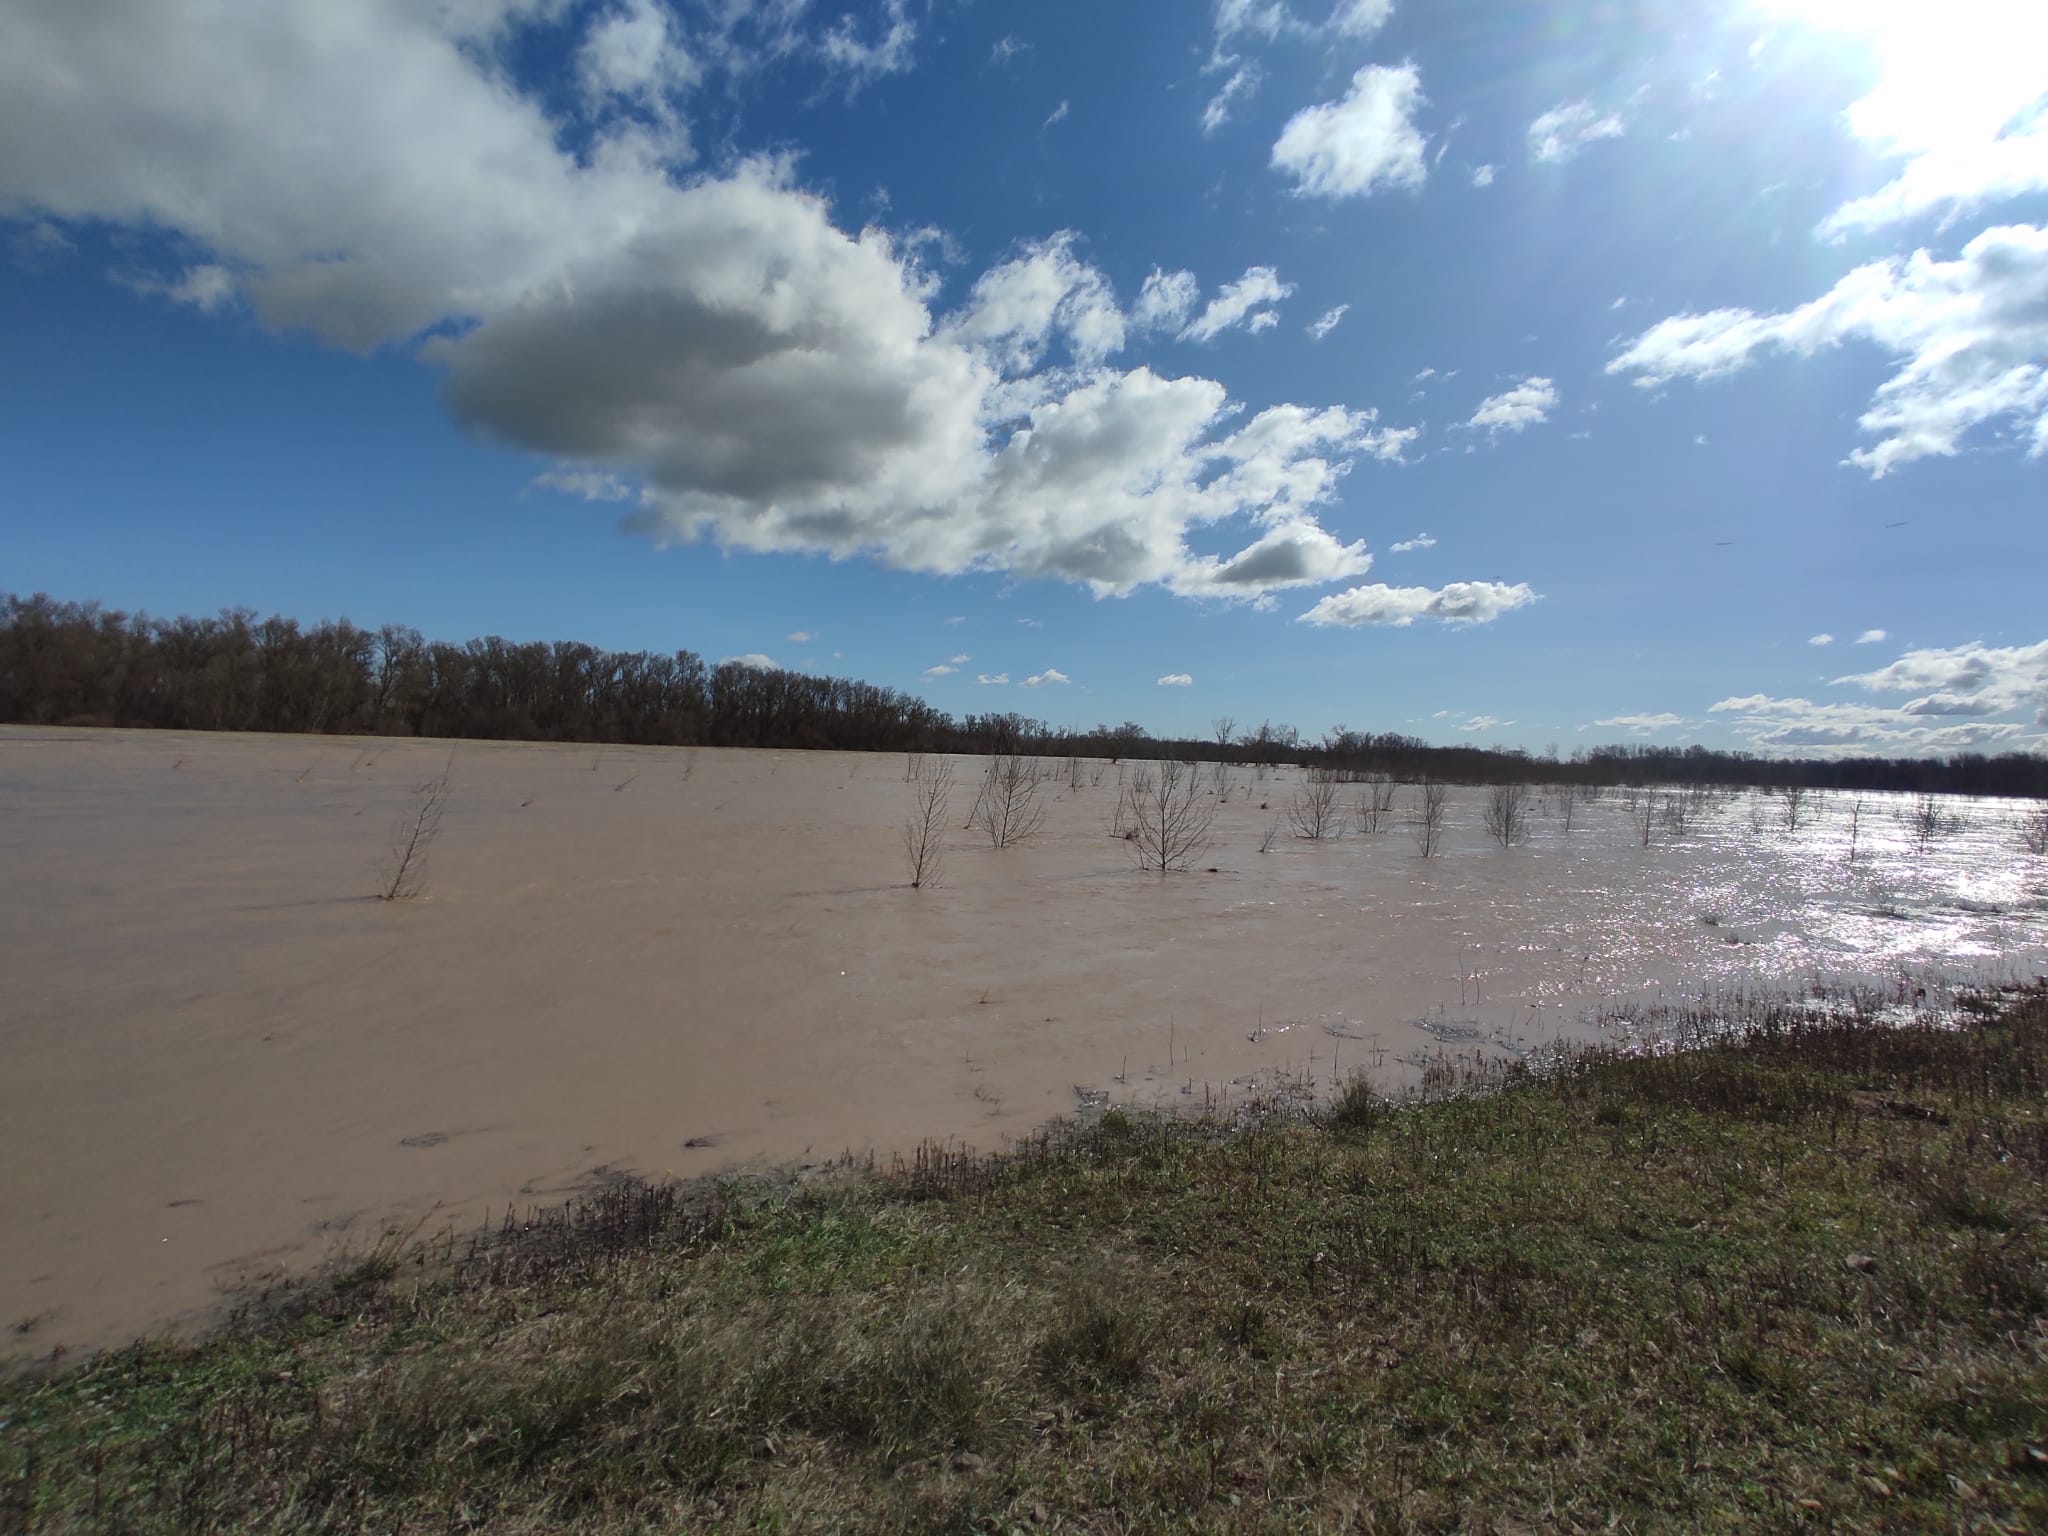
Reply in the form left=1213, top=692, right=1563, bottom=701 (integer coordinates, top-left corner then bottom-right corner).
left=3, top=593, right=2043, bottom=798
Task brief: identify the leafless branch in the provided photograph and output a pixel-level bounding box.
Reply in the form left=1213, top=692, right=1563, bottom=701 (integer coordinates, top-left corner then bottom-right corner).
left=379, top=760, right=451, bottom=901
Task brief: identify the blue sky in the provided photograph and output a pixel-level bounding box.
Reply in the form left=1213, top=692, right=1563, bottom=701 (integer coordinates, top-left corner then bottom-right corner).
left=2, top=0, right=2044, bottom=756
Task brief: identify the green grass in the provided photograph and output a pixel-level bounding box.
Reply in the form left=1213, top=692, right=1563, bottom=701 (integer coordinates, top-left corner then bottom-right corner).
left=6, top=987, right=2048, bottom=1532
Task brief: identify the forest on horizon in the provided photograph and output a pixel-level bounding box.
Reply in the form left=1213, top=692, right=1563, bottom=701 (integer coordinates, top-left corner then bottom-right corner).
left=4, top=593, right=2044, bottom=798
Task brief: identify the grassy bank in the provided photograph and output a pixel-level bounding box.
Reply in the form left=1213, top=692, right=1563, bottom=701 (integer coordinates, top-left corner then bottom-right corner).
left=6, top=990, right=2047, bottom=1533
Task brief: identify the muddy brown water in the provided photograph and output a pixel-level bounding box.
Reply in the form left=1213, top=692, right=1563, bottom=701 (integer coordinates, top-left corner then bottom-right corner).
left=4, top=727, right=2045, bottom=1359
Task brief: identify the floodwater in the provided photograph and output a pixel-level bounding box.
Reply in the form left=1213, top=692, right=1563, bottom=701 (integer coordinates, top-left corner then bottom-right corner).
left=4, top=727, right=2045, bottom=1359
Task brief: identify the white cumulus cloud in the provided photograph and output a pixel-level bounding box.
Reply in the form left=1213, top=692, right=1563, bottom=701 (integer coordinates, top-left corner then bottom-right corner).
left=580, top=0, right=699, bottom=114
left=1272, top=63, right=1429, bottom=200
left=975, top=672, right=1009, bottom=685
left=1855, top=629, right=1889, bottom=645
left=1707, top=636, right=2048, bottom=754
left=1388, top=532, right=1434, bottom=553
left=1608, top=224, right=2048, bottom=477
left=1810, top=633, right=1836, bottom=646
left=1298, top=580, right=1537, bottom=628
left=1466, top=377, right=1559, bottom=434
left=1157, top=672, right=1194, bottom=687
left=1811, top=1, right=2048, bottom=238
left=1022, top=668, right=1070, bottom=688
left=0, top=2, right=1433, bottom=610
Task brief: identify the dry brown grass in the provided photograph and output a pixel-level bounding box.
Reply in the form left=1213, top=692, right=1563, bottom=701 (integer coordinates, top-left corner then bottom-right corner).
left=6, top=986, right=2048, bottom=1533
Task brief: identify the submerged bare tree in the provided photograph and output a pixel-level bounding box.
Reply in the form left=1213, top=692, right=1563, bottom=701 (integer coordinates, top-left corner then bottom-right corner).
left=1122, top=760, right=1215, bottom=874
left=1660, top=790, right=1695, bottom=839
left=2021, top=801, right=2048, bottom=856
left=1555, top=788, right=1577, bottom=835
left=1412, top=780, right=1448, bottom=858
left=1481, top=783, right=1532, bottom=847
left=1355, top=774, right=1396, bottom=833
left=1907, top=792, right=1960, bottom=854
left=1634, top=793, right=1657, bottom=847
left=1290, top=772, right=1343, bottom=841
left=1780, top=784, right=1809, bottom=832
left=969, top=752, right=1046, bottom=849
left=379, top=761, right=451, bottom=901
left=904, top=757, right=953, bottom=888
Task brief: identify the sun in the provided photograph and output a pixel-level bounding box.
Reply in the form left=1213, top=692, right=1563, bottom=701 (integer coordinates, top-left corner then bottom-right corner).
left=1750, top=0, right=2048, bottom=150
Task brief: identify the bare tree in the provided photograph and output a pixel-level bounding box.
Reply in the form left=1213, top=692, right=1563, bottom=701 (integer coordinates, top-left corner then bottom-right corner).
left=1355, top=774, right=1396, bottom=833
left=1660, top=790, right=1692, bottom=838
left=1122, top=761, right=1215, bottom=874
left=970, top=752, right=1046, bottom=849
left=1257, top=818, right=1280, bottom=854
left=380, top=761, right=451, bottom=901
left=1634, top=793, right=1657, bottom=847
left=1212, top=716, right=1238, bottom=757
left=1412, top=780, right=1448, bottom=858
left=904, top=749, right=925, bottom=783
left=1906, top=792, right=1955, bottom=854
left=1780, top=784, right=1809, bottom=832
left=1481, top=783, right=1533, bottom=847
left=1290, top=772, right=1343, bottom=840
left=2021, top=801, right=2048, bottom=857
left=1555, top=789, right=1577, bottom=835
left=903, top=757, right=953, bottom=888
left=1068, top=754, right=1084, bottom=791
left=1845, top=796, right=1864, bottom=863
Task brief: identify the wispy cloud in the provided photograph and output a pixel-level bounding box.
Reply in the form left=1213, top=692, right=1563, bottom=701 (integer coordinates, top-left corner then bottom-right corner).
left=1181, top=266, right=1294, bottom=342
left=1156, top=672, right=1194, bottom=687
left=531, top=467, right=635, bottom=502
left=1528, top=100, right=1625, bottom=163
left=1022, top=668, right=1070, bottom=688
left=1595, top=712, right=1685, bottom=734
left=1389, top=532, right=1435, bottom=553
left=1307, top=303, right=1348, bottom=341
